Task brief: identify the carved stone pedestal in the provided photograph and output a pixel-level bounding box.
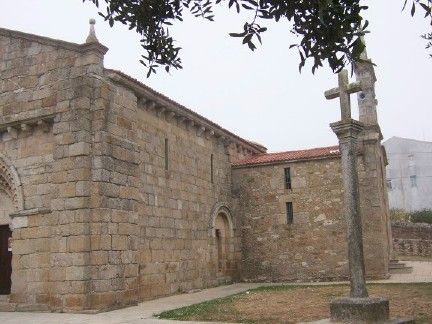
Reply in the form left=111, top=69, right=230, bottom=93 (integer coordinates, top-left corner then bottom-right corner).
left=330, top=297, right=389, bottom=322
left=329, top=297, right=414, bottom=323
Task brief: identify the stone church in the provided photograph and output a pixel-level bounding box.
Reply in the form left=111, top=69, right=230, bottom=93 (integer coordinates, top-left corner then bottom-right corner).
left=0, top=23, right=391, bottom=312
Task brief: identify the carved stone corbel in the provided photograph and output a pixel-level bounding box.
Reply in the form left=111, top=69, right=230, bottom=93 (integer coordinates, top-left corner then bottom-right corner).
left=187, top=120, right=195, bottom=131
left=7, top=126, right=18, bottom=139
left=197, top=126, right=206, bottom=137
left=205, top=129, right=215, bottom=139
left=166, top=111, right=176, bottom=122
left=156, top=106, right=166, bottom=117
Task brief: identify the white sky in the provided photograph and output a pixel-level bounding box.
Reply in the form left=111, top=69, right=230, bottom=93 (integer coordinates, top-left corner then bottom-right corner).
left=1, top=0, right=431, bottom=152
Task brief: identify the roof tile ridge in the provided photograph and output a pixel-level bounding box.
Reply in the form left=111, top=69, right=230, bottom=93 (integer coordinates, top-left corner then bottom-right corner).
left=265, top=144, right=340, bottom=156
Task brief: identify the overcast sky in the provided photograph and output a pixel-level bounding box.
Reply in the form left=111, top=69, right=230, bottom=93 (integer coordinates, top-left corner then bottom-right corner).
left=1, top=0, right=431, bottom=152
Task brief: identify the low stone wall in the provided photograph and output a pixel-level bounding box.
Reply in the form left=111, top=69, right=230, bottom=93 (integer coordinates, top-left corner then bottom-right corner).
left=392, top=222, right=432, bottom=257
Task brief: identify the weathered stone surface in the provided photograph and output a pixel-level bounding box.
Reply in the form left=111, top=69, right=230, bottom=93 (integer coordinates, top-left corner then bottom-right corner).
left=330, top=297, right=389, bottom=322
left=331, top=119, right=368, bottom=298
left=232, top=145, right=390, bottom=282
left=0, top=26, right=256, bottom=312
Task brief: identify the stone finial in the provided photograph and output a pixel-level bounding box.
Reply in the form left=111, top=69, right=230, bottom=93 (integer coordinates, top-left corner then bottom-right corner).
left=359, top=36, right=368, bottom=60
left=86, top=18, right=99, bottom=43
left=354, top=36, right=379, bottom=128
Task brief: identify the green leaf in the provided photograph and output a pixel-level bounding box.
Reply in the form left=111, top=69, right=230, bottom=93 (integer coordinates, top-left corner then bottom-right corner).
left=243, top=34, right=253, bottom=44
left=229, top=32, right=247, bottom=37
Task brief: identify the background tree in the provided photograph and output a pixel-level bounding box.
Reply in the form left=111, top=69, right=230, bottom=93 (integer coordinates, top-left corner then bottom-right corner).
left=83, top=0, right=432, bottom=76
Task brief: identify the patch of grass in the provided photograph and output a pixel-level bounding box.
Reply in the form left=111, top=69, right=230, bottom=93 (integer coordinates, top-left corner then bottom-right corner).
left=157, top=283, right=432, bottom=323
left=246, top=283, right=346, bottom=292
left=157, top=293, right=244, bottom=321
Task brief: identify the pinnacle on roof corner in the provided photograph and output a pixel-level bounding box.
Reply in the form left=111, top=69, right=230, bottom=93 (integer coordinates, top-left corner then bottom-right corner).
left=86, top=18, right=99, bottom=44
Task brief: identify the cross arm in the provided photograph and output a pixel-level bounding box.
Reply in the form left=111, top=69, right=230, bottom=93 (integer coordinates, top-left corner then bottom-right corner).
left=347, top=81, right=362, bottom=94
left=324, top=87, right=340, bottom=100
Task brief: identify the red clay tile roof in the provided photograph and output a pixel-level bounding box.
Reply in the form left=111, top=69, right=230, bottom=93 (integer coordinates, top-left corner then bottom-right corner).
left=233, top=145, right=340, bottom=167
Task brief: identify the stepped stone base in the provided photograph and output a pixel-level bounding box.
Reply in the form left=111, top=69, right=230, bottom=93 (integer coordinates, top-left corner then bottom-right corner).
left=0, top=302, right=16, bottom=312
left=330, top=297, right=389, bottom=322
left=389, top=260, right=413, bottom=274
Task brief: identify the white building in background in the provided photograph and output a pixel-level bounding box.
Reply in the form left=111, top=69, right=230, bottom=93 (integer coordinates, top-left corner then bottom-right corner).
left=383, top=136, right=432, bottom=211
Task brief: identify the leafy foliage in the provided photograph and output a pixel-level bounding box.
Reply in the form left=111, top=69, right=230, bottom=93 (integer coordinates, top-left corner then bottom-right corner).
left=410, top=209, right=432, bottom=224
left=390, top=208, right=432, bottom=224
left=403, top=0, right=432, bottom=57
left=83, top=0, right=432, bottom=77
left=390, top=208, right=410, bottom=223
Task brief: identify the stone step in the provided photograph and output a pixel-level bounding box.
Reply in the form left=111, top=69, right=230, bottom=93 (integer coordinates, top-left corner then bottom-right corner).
left=389, top=266, right=414, bottom=274
left=0, top=295, right=9, bottom=303
left=389, top=263, right=408, bottom=269
left=15, top=303, right=49, bottom=312
left=388, top=259, right=413, bottom=274
left=0, top=302, right=16, bottom=312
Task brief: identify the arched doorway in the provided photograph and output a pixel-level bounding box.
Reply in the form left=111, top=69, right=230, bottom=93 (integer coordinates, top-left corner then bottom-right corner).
left=0, top=154, right=23, bottom=295
left=0, top=180, right=14, bottom=294
left=209, top=203, right=234, bottom=278
left=215, top=212, right=230, bottom=273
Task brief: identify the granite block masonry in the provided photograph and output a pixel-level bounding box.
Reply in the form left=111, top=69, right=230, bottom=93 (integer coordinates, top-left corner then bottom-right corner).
left=0, top=21, right=392, bottom=313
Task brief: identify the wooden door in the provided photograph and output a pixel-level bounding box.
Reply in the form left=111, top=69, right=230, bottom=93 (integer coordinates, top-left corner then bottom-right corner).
left=0, top=225, right=12, bottom=294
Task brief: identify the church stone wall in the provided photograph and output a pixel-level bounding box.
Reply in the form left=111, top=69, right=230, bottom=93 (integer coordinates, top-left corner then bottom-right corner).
left=134, top=102, right=243, bottom=301
left=233, top=157, right=348, bottom=281
left=0, top=28, right=252, bottom=312
left=233, top=148, right=390, bottom=282
left=0, top=30, right=88, bottom=310
left=0, top=29, right=129, bottom=312
left=84, top=76, right=141, bottom=311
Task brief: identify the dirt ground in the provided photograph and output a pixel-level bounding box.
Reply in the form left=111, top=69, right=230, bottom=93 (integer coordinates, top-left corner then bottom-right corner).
left=169, top=283, right=432, bottom=323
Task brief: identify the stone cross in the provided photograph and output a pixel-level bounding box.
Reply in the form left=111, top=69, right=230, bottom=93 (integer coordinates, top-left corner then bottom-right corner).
left=325, top=69, right=362, bottom=121
left=325, top=69, right=368, bottom=299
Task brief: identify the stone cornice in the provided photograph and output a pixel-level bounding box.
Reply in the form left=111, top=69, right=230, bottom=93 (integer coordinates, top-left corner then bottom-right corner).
left=330, top=119, right=364, bottom=141
left=0, top=27, right=108, bottom=56
left=0, top=113, right=55, bottom=138
left=10, top=208, right=51, bottom=218
left=105, top=69, right=267, bottom=154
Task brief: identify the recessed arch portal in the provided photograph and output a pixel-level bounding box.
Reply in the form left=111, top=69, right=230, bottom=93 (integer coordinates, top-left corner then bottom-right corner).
left=209, top=203, right=235, bottom=276
left=0, top=153, right=23, bottom=213
left=209, top=202, right=234, bottom=238
left=0, top=154, right=21, bottom=295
